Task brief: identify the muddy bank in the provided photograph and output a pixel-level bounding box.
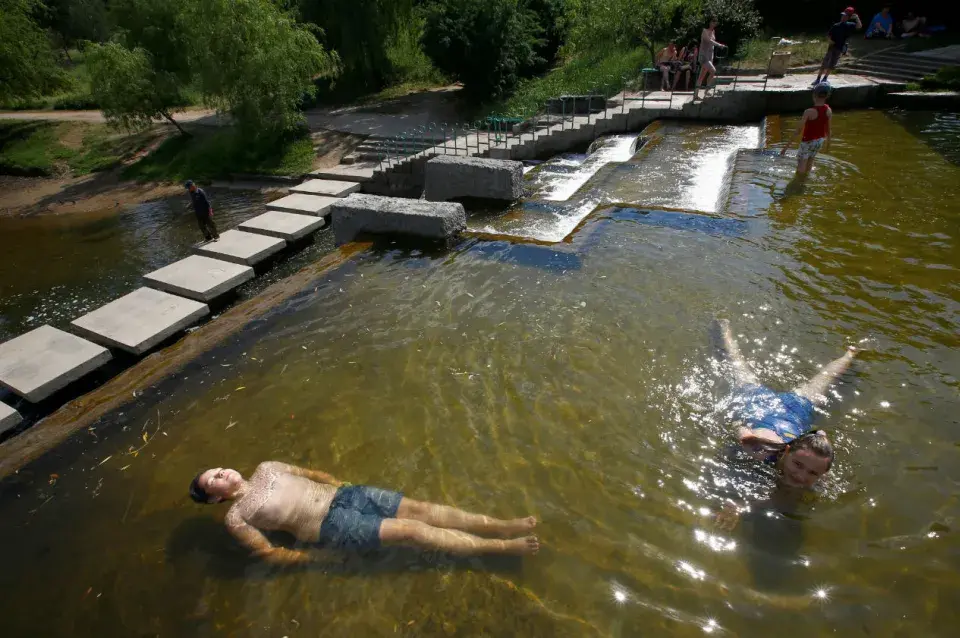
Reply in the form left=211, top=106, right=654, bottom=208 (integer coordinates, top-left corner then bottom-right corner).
left=0, top=172, right=184, bottom=218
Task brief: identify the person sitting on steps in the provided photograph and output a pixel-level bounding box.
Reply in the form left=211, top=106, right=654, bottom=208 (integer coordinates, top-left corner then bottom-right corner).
left=189, top=461, right=540, bottom=564
left=865, top=5, right=895, bottom=39
left=673, top=42, right=698, bottom=91
left=656, top=42, right=679, bottom=92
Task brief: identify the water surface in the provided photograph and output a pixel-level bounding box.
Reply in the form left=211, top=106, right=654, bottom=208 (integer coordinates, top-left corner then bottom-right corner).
left=1, top=110, right=958, bottom=636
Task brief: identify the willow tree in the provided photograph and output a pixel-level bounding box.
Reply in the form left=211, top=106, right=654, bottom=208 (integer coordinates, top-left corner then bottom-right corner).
left=0, top=0, right=67, bottom=103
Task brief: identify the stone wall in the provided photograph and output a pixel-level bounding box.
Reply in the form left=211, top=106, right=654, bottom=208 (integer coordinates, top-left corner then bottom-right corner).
left=423, top=156, right=523, bottom=202
left=331, top=194, right=466, bottom=244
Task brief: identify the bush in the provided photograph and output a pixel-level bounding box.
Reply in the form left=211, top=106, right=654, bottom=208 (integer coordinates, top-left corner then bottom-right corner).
left=681, top=0, right=762, bottom=56
left=53, top=92, right=100, bottom=110
left=523, top=0, right=568, bottom=72
left=422, top=0, right=545, bottom=99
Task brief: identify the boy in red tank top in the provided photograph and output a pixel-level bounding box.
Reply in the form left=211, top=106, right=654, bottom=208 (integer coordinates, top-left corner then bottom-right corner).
left=780, top=83, right=832, bottom=175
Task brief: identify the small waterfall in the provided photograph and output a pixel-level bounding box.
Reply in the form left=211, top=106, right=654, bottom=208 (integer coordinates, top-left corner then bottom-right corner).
left=530, top=134, right=641, bottom=202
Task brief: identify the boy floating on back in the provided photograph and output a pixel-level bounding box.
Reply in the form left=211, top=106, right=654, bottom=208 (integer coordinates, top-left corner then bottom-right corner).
left=780, top=83, right=832, bottom=175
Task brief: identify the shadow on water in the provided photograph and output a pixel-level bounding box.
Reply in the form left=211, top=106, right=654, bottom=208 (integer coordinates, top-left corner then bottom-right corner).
left=885, top=109, right=960, bottom=166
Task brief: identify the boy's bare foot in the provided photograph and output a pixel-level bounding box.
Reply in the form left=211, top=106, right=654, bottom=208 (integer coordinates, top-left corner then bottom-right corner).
left=495, top=516, right=538, bottom=538
left=502, top=535, right=540, bottom=555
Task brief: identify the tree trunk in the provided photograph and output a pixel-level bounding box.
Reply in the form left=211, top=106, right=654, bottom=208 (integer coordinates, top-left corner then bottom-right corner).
left=162, top=111, right=191, bottom=137
left=63, top=47, right=73, bottom=64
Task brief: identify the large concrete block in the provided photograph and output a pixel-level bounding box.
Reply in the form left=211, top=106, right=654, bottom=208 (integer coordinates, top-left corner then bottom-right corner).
left=194, top=229, right=286, bottom=266
left=71, top=287, right=209, bottom=355
left=424, top=156, right=523, bottom=202
left=144, top=255, right=255, bottom=302
left=331, top=194, right=466, bottom=245
left=290, top=179, right=361, bottom=197
left=239, top=210, right=325, bottom=241
left=0, top=325, right=112, bottom=402
left=267, top=193, right=339, bottom=216
left=0, top=401, right=22, bottom=435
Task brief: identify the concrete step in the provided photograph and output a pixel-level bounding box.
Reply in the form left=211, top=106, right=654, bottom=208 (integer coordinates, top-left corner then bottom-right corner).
left=842, top=65, right=921, bottom=82
left=290, top=179, right=360, bottom=197
left=71, top=287, right=209, bottom=355
left=0, top=325, right=112, bottom=402
left=0, top=401, right=21, bottom=435
left=195, top=229, right=287, bottom=266
left=865, top=54, right=945, bottom=72
left=239, top=210, right=326, bottom=241
left=309, top=165, right=376, bottom=183
left=144, top=255, right=255, bottom=303
left=267, top=193, right=339, bottom=217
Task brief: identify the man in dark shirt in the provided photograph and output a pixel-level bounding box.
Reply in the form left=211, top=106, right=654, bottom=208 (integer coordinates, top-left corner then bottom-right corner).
left=185, top=180, right=219, bottom=242
left=813, top=7, right=862, bottom=86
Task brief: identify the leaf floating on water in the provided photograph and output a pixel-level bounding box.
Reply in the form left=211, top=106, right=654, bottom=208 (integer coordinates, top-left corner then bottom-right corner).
left=98, top=455, right=113, bottom=466
left=466, top=292, right=474, bottom=298
left=235, top=386, right=246, bottom=391
left=142, top=432, right=149, bottom=443
left=119, top=465, right=130, bottom=471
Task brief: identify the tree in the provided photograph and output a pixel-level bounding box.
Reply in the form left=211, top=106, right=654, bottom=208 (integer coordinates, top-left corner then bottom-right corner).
left=566, top=0, right=689, bottom=61
left=87, top=0, right=339, bottom=136
left=45, top=0, right=110, bottom=57
left=187, top=0, right=340, bottom=136
left=0, top=0, right=67, bottom=103
left=87, top=43, right=191, bottom=134
left=682, top=0, right=761, bottom=55
left=297, top=0, right=415, bottom=95
left=421, top=0, right=544, bottom=98
left=522, top=0, right=568, bottom=72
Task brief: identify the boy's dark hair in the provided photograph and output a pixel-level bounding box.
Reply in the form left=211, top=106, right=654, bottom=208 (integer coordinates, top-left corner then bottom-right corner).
left=189, top=472, right=212, bottom=504
left=784, top=430, right=835, bottom=469
left=813, top=83, right=832, bottom=97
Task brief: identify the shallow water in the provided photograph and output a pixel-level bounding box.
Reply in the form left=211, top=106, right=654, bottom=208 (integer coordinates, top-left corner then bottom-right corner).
left=0, top=189, right=338, bottom=343
left=1, top=110, right=959, bottom=636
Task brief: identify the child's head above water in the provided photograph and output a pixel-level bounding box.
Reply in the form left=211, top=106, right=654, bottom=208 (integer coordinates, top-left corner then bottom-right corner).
left=779, top=431, right=834, bottom=488
left=813, top=82, right=831, bottom=103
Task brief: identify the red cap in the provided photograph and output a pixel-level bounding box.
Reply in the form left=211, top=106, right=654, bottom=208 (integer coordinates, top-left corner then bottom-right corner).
left=844, top=6, right=855, bottom=13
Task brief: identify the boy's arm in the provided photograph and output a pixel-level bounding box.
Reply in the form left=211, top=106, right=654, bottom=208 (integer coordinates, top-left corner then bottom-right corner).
left=262, top=461, right=344, bottom=486
left=225, top=510, right=314, bottom=565
left=824, top=108, right=832, bottom=146
left=781, top=111, right=810, bottom=155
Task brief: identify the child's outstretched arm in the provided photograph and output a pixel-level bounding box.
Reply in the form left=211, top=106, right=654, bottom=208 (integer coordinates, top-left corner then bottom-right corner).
left=780, top=111, right=810, bottom=156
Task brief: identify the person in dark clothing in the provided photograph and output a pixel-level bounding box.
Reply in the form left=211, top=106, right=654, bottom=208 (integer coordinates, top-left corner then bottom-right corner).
left=185, top=180, right=219, bottom=242
left=813, top=7, right=862, bottom=86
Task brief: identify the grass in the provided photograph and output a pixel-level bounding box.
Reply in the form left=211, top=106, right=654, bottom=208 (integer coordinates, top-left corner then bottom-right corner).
left=739, top=35, right=826, bottom=69
left=0, top=48, right=98, bottom=111
left=916, top=66, right=960, bottom=91
left=122, top=126, right=317, bottom=182
left=488, top=47, right=652, bottom=118
left=0, top=121, right=155, bottom=176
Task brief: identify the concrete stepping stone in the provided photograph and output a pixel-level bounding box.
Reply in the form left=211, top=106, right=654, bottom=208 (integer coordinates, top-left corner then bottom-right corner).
left=309, top=164, right=375, bottom=183
left=267, top=193, right=339, bottom=216
left=290, top=179, right=361, bottom=197
left=71, top=287, right=209, bottom=355
left=0, top=325, right=112, bottom=402
left=239, top=210, right=326, bottom=241
left=194, top=229, right=286, bottom=266
left=0, top=401, right=22, bottom=435
left=331, top=194, right=466, bottom=245
left=144, top=255, right=255, bottom=302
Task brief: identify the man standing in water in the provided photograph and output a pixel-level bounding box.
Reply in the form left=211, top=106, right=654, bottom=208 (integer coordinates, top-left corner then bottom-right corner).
left=189, top=461, right=539, bottom=564
left=185, top=180, right=219, bottom=242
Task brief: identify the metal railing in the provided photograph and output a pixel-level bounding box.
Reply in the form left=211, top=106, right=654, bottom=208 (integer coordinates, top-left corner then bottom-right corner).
left=375, top=48, right=781, bottom=171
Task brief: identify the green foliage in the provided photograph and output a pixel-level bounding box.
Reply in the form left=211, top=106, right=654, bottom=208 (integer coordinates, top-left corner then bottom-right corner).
left=421, top=0, right=545, bottom=98
left=0, top=0, right=69, bottom=103
left=384, top=8, right=446, bottom=87
left=52, top=92, right=100, bottom=110
left=523, top=0, right=569, bottom=72
left=567, top=0, right=760, bottom=59
left=87, top=43, right=189, bottom=132
left=299, top=0, right=415, bottom=95
left=920, top=66, right=960, bottom=91
left=738, top=33, right=824, bottom=69
left=122, top=127, right=316, bottom=181
left=685, top=0, right=762, bottom=55
left=0, top=121, right=146, bottom=176
left=496, top=47, right=650, bottom=117
left=187, top=0, right=339, bottom=136
left=45, top=0, right=111, bottom=49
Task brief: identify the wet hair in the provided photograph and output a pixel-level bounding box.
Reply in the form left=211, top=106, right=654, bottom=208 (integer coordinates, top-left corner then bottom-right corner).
left=782, top=430, right=835, bottom=469
left=189, top=472, right=212, bottom=504
left=708, top=16, right=718, bottom=26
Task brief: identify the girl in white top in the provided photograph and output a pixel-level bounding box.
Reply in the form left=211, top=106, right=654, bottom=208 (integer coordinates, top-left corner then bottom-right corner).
left=696, top=17, right=727, bottom=92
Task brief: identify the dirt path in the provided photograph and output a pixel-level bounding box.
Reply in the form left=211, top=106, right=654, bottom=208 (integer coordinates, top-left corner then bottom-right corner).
left=0, top=108, right=223, bottom=125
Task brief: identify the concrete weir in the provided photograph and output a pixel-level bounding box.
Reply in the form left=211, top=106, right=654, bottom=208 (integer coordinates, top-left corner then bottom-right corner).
left=290, top=179, right=361, bottom=197
left=71, top=287, right=209, bottom=355
left=195, top=229, right=287, bottom=266
left=144, top=255, right=255, bottom=302
left=331, top=194, right=466, bottom=245
left=0, top=402, right=22, bottom=435
left=424, top=156, right=524, bottom=202
left=268, top=193, right=339, bottom=216
left=0, top=325, right=112, bottom=402
left=239, top=210, right=326, bottom=241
